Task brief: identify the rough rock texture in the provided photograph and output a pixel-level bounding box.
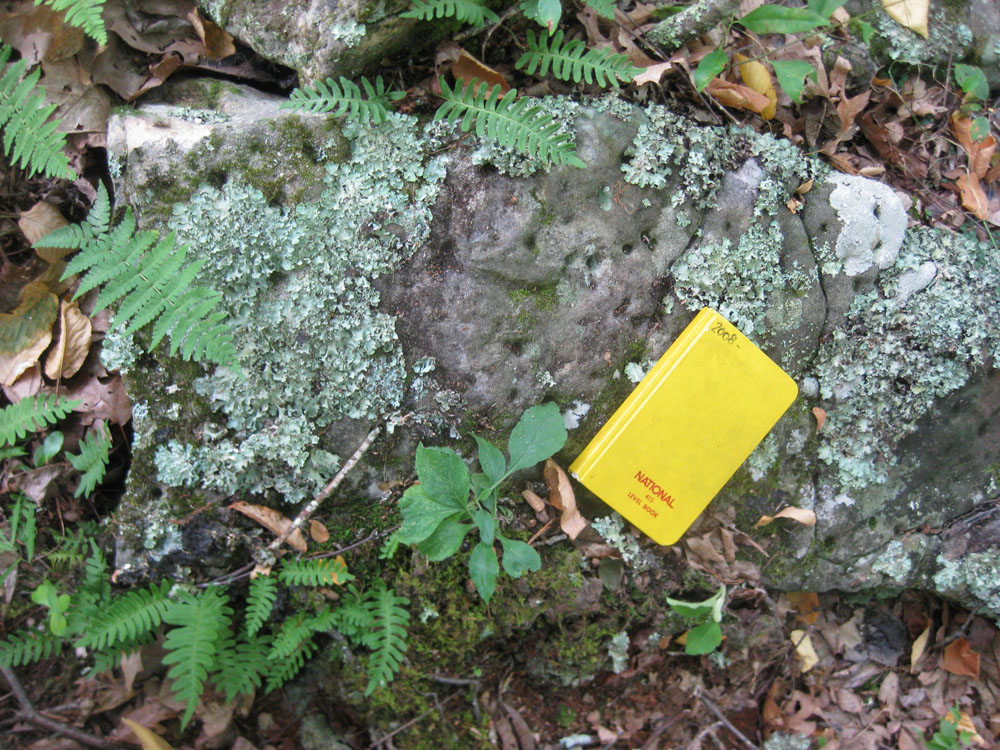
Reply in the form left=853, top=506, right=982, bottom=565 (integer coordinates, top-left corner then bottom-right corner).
left=107, top=83, right=1000, bottom=619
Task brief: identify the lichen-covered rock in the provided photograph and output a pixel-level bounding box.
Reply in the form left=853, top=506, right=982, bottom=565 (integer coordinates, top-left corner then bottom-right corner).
left=108, top=84, right=1000, bottom=620
left=196, top=0, right=423, bottom=83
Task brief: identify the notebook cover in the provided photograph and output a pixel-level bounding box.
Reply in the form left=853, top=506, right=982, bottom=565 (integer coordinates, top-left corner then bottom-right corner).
left=569, top=308, right=797, bottom=545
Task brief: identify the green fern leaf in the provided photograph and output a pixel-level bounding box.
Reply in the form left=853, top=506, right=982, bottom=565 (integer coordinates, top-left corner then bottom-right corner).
left=266, top=610, right=322, bottom=660
left=331, top=586, right=375, bottom=642
left=282, top=76, right=403, bottom=125
left=584, top=0, right=616, bottom=19
left=213, top=632, right=271, bottom=702
left=264, top=639, right=316, bottom=693
left=0, top=394, right=79, bottom=447
left=75, top=580, right=172, bottom=651
left=34, top=1, right=107, bottom=44
left=163, top=587, right=233, bottom=728
left=88, top=634, right=155, bottom=677
left=44, top=184, right=240, bottom=369
left=67, top=423, right=110, bottom=498
left=245, top=574, right=277, bottom=637
left=400, top=0, right=499, bottom=27
left=363, top=585, right=409, bottom=696
left=38, top=182, right=110, bottom=249
left=278, top=556, right=354, bottom=587
left=0, top=628, right=62, bottom=668
left=516, top=30, right=642, bottom=87
left=0, top=44, right=71, bottom=178
left=434, top=78, right=585, bottom=168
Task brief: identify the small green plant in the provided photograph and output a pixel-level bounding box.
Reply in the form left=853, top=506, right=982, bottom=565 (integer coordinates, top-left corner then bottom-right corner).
left=0, top=494, right=37, bottom=586
left=281, top=76, right=404, bottom=124
left=67, top=423, right=111, bottom=498
left=952, top=64, right=991, bottom=141
left=516, top=29, right=642, bottom=88
left=30, top=580, right=71, bottom=635
left=666, top=584, right=726, bottom=655
left=393, top=402, right=568, bottom=603
left=400, top=0, right=499, bottom=28
left=34, top=0, right=107, bottom=45
left=926, top=705, right=974, bottom=750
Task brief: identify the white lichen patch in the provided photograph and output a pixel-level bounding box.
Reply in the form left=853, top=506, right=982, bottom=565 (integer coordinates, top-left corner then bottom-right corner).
left=871, top=540, right=912, bottom=580
left=607, top=631, right=629, bottom=673
left=934, top=551, right=1000, bottom=620
left=592, top=513, right=643, bottom=566
left=828, top=174, right=905, bottom=277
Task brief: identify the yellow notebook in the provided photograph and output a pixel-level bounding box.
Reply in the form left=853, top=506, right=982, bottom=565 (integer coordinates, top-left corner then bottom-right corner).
left=570, top=308, right=797, bottom=545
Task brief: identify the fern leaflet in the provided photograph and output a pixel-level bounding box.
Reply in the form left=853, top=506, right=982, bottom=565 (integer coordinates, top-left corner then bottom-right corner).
left=0, top=628, right=62, bottom=668
left=68, top=423, right=110, bottom=498
left=34, top=0, right=107, bottom=44
left=265, top=639, right=316, bottom=693
left=38, top=184, right=240, bottom=369
left=245, top=574, right=277, bottom=636
left=75, top=580, right=172, bottom=651
left=516, top=30, right=642, bottom=88
left=279, top=556, right=353, bottom=587
left=400, top=0, right=499, bottom=27
left=282, top=76, right=403, bottom=125
left=363, top=585, right=409, bottom=696
left=162, top=587, right=233, bottom=728
left=435, top=78, right=585, bottom=168
left=0, top=394, right=79, bottom=447
left=584, top=0, right=616, bottom=19
left=0, top=44, right=71, bottom=178
left=331, top=586, right=374, bottom=642
left=267, top=608, right=338, bottom=661
left=213, top=632, right=271, bottom=702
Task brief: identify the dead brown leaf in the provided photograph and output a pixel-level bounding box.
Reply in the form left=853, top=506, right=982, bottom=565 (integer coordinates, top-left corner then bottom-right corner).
left=811, top=407, right=826, bottom=432
left=437, top=42, right=510, bottom=96
left=543, top=459, right=587, bottom=539
left=956, top=173, right=990, bottom=220
left=45, top=299, right=92, bottom=380
left=60, top=374, right=132, bottom=426
left=3, top=364, right=43, bottom=402
left=706, top=78, right=773, bottom=115
left=791, top=630, right=819, bottom=673
left=633, top=61, right=674, bottom=86
left=0, top=2, right=84, bottom=64
left=18, top=202, right=70, bottom=264
left=121, top=718, right=175, bottom=750
left=0, top=285, right=58, bottom=387
left=878, top=671, right=900, bottom=708
left=942, top=637, right=980, bottom=680
left=186, top=9, right=236, bottom=60
left=911, top=619, right=931, bottom=673
left=309, top=519, right=329, bottom=543
left=11, top=465, right=62, bottom=504
left=754, top=506, right=817, bottom=527
left=787, top=591, right=820, bottom=625
left=228, top=501, right=307, bottom=552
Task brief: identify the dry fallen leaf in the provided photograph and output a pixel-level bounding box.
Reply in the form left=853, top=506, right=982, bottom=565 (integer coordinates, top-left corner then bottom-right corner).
left=18, top=201, right=70, bottom=264
left=881, top=0, right=929, bottom=39
left=228, top=501, right=307, bottom=552
left=956, top=711, right=986, bottom=746
left=45, top=299, right=92, bottom=380
left=910, top=618, right=931, bottom=673
left=309, top=519, right=330, bottom=543
left=706, top=78, right=773, bottom=115
left=521, top=489, right=546, bottom=513
left=795, top=179, right=813, bottom=195
left=942, top=637, right=980, bottom=680
left=878, top=671, right=900, bottom=708
left=790, top=629, right=819, bottom=672
left=437, top=42, right=510, bottom=96
left=956, top=173, right=990, bottom=221
left=543, top=459, right=587, bottom=539
left=633, top=61, right=674, bottom=86
left=754, top=506, right=817, bottom=527
left=811, top=407, right=826, bottom=432
left=61, top=373, right=132, bottom=426
left=787, top=592, right=820, bottom=625
left=186, top=9, right=236, bottom=60
left=121, top=718, right=175, bottom=750
left=735, top=54, right=776, bottom=119
left=0, top=285, right=58, bottom=387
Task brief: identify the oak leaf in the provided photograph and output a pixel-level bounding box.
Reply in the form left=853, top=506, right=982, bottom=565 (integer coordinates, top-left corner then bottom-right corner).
left=45, top=299, right=92, bottom=380
left=942, top=637, right=979, bottom=679
left=229, top=501, right=307, bottom=552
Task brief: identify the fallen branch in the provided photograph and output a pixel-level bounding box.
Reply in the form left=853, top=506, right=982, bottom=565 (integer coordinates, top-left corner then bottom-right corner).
left=645, top=0, right=742, bottom=51
left=694, top=687, right=759, bottom=750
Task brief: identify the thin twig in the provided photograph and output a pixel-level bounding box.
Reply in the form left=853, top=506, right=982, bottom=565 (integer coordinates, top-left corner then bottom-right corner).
left=427, top=674, right=481, bottom=686
left=268, top=425, right=381, bottom=552
left=695, top=687, right=759, bottom=750
left=366, top=692, right=460, bottom=748
left=0, top=664, right=124, bottom=749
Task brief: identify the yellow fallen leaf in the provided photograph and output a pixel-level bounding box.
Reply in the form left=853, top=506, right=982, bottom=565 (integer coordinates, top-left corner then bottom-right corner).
left=881, top=0, right=929, bottom=38
left=44, top=299, right=92, bottom=380
left=795, top=179, right=814, bottom=195
left=735, top=54, right=777, bottom=119
left=228, top=501, right=307, bottom=552
left=0, top=284, right=58, bottom=386
left=121, top=718, right=175, bottom=750
left=543, top=459, right=587, bottom=540
left=706, top=77, right=773, bottom=115
left=754, top=506, right=817, bottom=528
left=910, top=618, right=931, bottom=673
left=790, top=628, right=819, bottom=672
left=956, top=711, right=985, bottom=746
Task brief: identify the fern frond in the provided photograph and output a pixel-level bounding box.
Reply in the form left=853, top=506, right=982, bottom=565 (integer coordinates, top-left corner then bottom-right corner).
left=331, top=586, right=374, bottom=642
left=0, top=44, right=71, bottom=178
left=212, top=632, right=271, bottom=702
left=516, top=30, right=642, bottom=87
left=75, top=580, right=172, bottom=651
left=0, top=394, right=79, bottom=447
left=38, top=183, right=110, bottom=249
left=162, top=587, right=233, bottom=728
left=34, top=1, right=107, bottom=44
left=584, top=0, right=616, bottom=19
left=81, top=539, right=109, bottom=597
left=363, top=585, right=409, bottom=696
left=282, top=76, right=403, bottom=125
left=88, top=634, right=155, bottom=677
left=265, top=638, right=316, bottom=693
left=68, top=424, right=110, bottom=498
left=435, top=78, right=585, bottom=168
left=0, top=629, right=62, bottom=668
left=245, top=574, right=277, bottom=637
left=278, top=556, right=353, bottom=587
left=50, top=184, right=240, bottom=369
left=267, top=608, right=339, bottom=661
left=400, top=0, right=499, bottom=27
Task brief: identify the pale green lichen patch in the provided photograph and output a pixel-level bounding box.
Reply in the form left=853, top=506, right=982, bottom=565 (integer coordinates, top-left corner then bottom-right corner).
left=813, top=228, right=1000, bottom=489
left=871, top=540, right=912, bottom=579
left=146, top=113, right=446, bottom=503
left=934, top=550, right=1000, bottom=620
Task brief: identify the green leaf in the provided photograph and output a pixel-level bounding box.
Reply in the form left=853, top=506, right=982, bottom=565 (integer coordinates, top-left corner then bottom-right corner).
left=417, top=515, right=473, bottom=561
left=666, top=584, right=726, bottom=621
left=684, top=621, right=722, bottom=655
left=954, top=64, right=989, bottom=102
left=971, top=116, right=990, bottom=141
left=535, top=0, right=561, bottom=31
left=498, top=536, right=541, bottom=578
left=854, top=19, right=875, bottom=44
left=806, top=0, right=846, bottom=19
left=507, top=402, right=567, bottom=475
left=396, top=484, right=462, bottom=544
left=472, top=509, right=496, bottom=545
left=469, top=542, right=499, bottom=603
left=415, top=444, right=470, bottom=510
left=771, top=60, right=817, bottom=103
left=474, top=436, right=506, bottom=486
left=32, top=430, right=62, bottom=467
left=694, top=49, right=728, bottom=92
left=739, top=6, right=828, bottom=34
